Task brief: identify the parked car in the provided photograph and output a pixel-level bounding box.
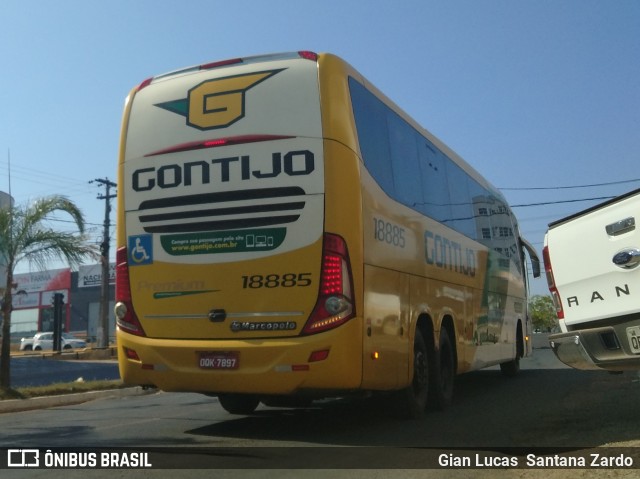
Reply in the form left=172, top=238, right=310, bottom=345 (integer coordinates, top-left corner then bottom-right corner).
left=19, top=335, right=36, bottom=351
left=20, top=332, right=87, bottom=351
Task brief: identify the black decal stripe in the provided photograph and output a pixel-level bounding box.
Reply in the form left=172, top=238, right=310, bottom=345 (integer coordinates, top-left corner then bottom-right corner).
left=142, top=215, right=300, bottom=233
left=139, top=201, right=305, bottom=223
left=139, top=187, right=305, bottom=211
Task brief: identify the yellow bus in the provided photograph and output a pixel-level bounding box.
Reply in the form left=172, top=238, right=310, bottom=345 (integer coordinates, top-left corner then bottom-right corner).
left=115, top=51, right=540, bottom=418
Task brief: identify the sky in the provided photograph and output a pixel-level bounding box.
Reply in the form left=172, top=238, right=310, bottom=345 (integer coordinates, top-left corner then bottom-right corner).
left=1, top=0, right=639, bottom=296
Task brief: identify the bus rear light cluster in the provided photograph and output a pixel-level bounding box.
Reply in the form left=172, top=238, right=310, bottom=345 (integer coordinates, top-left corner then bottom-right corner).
left=542, top=246, right=564, bottom=320
left=115, top=247, right=147, bottom=336
left=303, top=234, right=355, bottom=335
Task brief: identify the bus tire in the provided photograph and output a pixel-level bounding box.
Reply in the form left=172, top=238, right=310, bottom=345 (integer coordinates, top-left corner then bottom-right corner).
left=429, top=327, right=455, bottom=410
left=500, top=357, right=520, bottom=377
left=261, top=396, right=313, bottom=408
left=393, top=329, right=429, bottom=419
left=218, top=394, right=260, bottom=415
left=500, top=325, right=523, bottom=377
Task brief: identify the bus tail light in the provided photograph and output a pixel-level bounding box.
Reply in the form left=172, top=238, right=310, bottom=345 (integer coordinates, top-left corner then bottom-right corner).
left=136, top=77, right=153, bottom=92
left=303, top=234, right=355, bottom=335
left=115, top=247, right=147, bottom=336
left=144, top=134, right=295, bottom=157
left=199, top=58, right=243, bottom=70
left=298, top=51, right=318, bottom=61
left=542, top=246, right=564, bottom=320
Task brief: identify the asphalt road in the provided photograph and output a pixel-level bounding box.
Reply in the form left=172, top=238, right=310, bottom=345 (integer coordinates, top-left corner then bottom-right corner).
left=2, top=334, right=640, bottom=479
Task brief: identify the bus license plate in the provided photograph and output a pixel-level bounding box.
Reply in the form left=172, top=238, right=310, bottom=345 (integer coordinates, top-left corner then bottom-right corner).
left=198, top=352, right=239, bottom=370
left=626, top=326, right=640, bottom=354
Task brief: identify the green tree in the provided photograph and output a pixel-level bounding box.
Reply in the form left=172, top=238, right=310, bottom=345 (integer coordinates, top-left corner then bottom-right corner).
left=529, top=294, right=558, bottom=332
left=0, top=196, right=98, bottom=390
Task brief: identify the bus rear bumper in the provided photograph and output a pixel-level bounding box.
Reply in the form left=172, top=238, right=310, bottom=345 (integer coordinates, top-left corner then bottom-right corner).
left=116, top=321, right=363, bottom=395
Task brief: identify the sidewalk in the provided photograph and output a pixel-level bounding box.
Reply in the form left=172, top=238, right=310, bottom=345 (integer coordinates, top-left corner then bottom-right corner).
left=0, top=386, right=153, bottom=414
left=3, top=346, right=154, bottom=414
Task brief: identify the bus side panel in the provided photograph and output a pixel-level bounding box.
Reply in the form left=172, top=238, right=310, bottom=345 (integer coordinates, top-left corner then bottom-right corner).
left=408, top=273, right=475, bottom=375
left=361, top=265, right=411, bottom=390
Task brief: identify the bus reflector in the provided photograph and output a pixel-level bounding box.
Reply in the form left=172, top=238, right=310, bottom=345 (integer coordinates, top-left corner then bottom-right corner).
left=291, top=365, right=310, bottom=372
left=115, top=247, right=147, bottom=336
left=303, top=234, right=354, bottom=335
left=123, top=347, right=140, bottom=361
left=308, top=349, right=330, bottom=362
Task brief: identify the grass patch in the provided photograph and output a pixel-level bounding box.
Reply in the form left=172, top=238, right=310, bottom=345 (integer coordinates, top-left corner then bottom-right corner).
left=0, top=379, right=125, bottom=401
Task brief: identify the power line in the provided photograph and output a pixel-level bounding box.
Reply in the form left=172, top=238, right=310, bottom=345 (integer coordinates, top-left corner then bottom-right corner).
left=499, top=178, right=640, bottom=191
left=511, top=195, right=615, bottom=208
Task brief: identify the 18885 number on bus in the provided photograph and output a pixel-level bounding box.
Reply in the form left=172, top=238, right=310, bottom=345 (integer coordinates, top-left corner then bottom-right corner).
left=373, top=217, right=406, bottom=248
left=242, top=273, right=312, bottom=289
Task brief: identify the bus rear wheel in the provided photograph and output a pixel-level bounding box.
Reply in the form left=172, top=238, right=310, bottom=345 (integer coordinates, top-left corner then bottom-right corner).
left=429, top=327, right=455, bottom=410
left=218, top=394, right=260, bottom=415
left=500, top=324, right=523, bottom=377
left=261, top=396, right=313, bottom=408
left=393, top=329, right=429, bottom=419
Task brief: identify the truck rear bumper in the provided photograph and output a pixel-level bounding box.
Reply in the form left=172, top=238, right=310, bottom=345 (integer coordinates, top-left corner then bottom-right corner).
left=549, top=322, right=640, bottom=371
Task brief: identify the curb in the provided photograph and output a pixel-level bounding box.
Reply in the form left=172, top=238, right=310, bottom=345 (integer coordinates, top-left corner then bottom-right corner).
left=0, top=387, right=154, bottom=414
left=12, top=347, right=118, bottom=361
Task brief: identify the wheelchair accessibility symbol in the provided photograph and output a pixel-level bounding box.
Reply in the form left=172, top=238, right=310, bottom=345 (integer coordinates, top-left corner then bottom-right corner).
left=128, top=235, right=153, bottom=265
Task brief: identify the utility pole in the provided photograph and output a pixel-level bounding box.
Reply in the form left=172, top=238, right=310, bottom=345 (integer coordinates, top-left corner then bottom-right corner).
left=91, top=178, right=117, bottom=348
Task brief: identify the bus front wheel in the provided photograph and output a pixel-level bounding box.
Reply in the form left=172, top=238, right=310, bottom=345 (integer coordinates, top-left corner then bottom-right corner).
left=218, top=394, right=260, bottom=415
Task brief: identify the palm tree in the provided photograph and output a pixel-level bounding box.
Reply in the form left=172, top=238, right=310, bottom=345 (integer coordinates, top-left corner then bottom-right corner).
left=0, top=196, right=98, bottom=390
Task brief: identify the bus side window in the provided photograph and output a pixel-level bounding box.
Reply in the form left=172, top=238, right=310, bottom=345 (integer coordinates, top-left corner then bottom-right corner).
left=349, top=78, right=395, bottom=197
left=445, top=161, right=474, bottom=239
left=418, top=142, right=451, bottom=222
left=388, top=113, right=423, bottom=209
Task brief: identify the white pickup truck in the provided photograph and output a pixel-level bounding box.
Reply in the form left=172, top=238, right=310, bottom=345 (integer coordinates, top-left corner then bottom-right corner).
left=543, top=188, right=640, bottom=371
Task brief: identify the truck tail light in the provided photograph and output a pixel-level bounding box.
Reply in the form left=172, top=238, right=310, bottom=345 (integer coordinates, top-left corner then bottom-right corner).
left=543, top=245, right=564, bottom=320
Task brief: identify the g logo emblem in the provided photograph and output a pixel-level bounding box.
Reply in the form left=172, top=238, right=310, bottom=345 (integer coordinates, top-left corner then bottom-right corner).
left=155, top=69, right=284, bottom=130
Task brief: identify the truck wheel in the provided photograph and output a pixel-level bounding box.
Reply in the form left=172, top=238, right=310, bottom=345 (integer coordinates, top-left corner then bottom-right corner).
left=393, top=329, right=429, bottom=419
left=429, top=328, right=455, bottom=410
left=218, top=394, right=260, bottom=415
